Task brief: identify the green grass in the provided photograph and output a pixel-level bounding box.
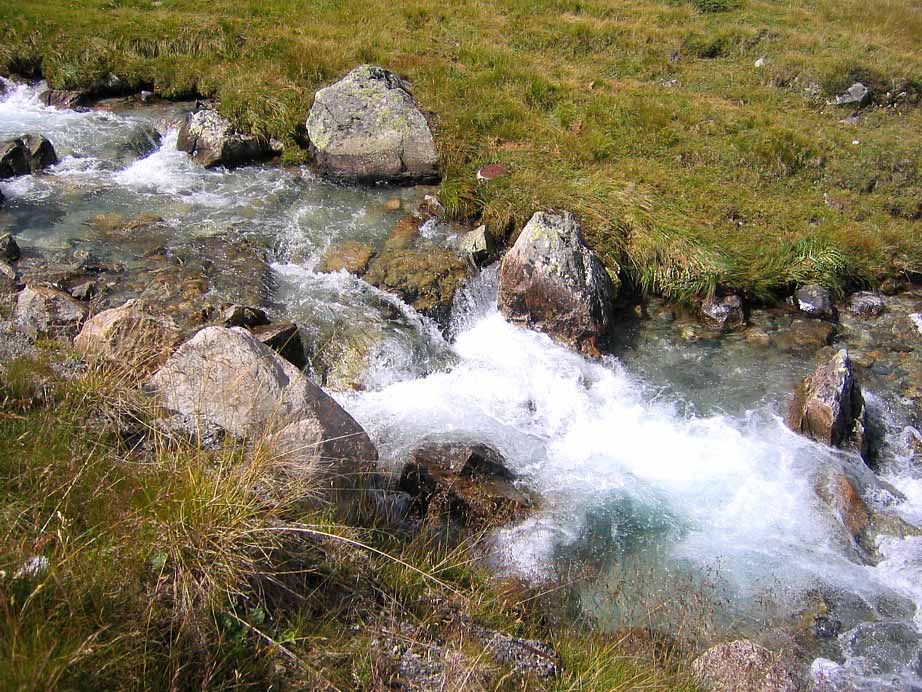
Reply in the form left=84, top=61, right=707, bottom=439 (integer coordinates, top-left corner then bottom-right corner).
left=0, top=353, right=700, bottom=689
left=1, top=0, right=919, bottom=301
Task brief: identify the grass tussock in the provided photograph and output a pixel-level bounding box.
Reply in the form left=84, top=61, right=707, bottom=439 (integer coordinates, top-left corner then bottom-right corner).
left=0, top=351, right=700, bottom=689
left=0, top=0, right=920, bottom=301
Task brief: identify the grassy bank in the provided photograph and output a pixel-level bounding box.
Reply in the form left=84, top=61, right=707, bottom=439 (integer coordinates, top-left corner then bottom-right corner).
left=0, top=0, right=920, bottom=301
left=0, top=350, right=699, bottom=690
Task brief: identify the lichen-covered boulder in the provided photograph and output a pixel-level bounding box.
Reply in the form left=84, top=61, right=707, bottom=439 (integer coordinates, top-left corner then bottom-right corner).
left=176, top=109, right=272, bottom=168
left=498, top=211, right=618, bottom=357
left=74, top=300, right=180, bottom=373
left=305, top=65, right=439, bottom=183
left=786, top=349, right=868, bottom=458
left=14, top=285, right=87, bottom=337
left=692, top=640, right=801, bottom=692
left=795, top=284, right=836, bottom=320
left=847, top=292, right=884, bottom=317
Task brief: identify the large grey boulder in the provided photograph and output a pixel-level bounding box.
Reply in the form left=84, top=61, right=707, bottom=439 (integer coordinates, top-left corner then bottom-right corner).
left=0, top=135, right=57, bottom=179
left=305, top=65, right=438, bottom=183
left=786, top=349, right=868, bottom=458
left=149, top=327, right=377, bottom=495
left=176, top=109, right=272, bottom=168
left=74, top=300, right=180, bottom=374
left=692, top=640, right=801, bottom=692
left=498, top=211, right=618, bottom=357
left=14, top=285, right=87, bottom=337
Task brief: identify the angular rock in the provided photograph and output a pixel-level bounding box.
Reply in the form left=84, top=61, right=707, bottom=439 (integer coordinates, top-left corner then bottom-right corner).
left=795, top=284, right=836, bottom=320
left=498, top=211, right=618, bottom=357
left=458, top=225, right=494, bottom=266
left=692, top=640, right=800, bottom=692
left=38, top=89, right=88, bottom=109
left=399, top=441, right=534, bottom=533
left=319, top=240, right=375, bottom=275
left=384, top=216, right=422, bottom=250
left=305, top=64, right=438, bottom=183
left=217, top=304, right=270, bottom=329
left=251, top=321, right=306, bottom=370
left=847, top=292, right=884, bottom=317
left=14, top=285, right=88, bottom=337
left=22, top=135, right=58, bottom=171
left=74, top=300, right=180, bottom=372
left=834, top=82, right=870, bottom=107
left=702, top=294, right=746, bottom=330
left=0, top=232, right=20, bottom=262
left=0, top=136, right=57, bottom=178
left=176, top=109, right=271, bottom=168
left=149, top=327, right=376, bottom=496
left=787, top=349, right=868, bottom=458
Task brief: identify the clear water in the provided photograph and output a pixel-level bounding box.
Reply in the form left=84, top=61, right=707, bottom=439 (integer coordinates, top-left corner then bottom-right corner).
left=2, top=79, right=921, bottom=689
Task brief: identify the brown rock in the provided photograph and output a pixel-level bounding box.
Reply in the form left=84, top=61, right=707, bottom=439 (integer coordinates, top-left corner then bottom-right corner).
left=383, top=198, right=402, bottom=212
left=498, top=211, right=618, bottom=357
left=364, top=247, right=469, bottom=323
left=399, top=442, right=534, bottom=533
left=319, top=241, right=375, bottom=275
left=477, top=163, right=510, bottom=181
left=385, top=215, right=422, bottom=250
left=252, top=321, right=305, bottom=370
left=74, top=300, right=180, bottom=373
left=14, top=285, right=88, bottom=337
left=787, top=349, right=867, bottom=458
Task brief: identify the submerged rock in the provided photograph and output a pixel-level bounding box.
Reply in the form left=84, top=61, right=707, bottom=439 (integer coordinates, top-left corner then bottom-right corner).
left=364, top=247, right=468, bottom=323
left=319, top=240, right=375, bottom=275
left=795, top=284, right=836, bottom=321
left=74, top=300, right=180, bottom=373
left=786, top=349, right=868, bottom=458
left=149, top=327, right=376, bottom=494
left=176, top=109, right=272, bottom=168
left=692, top=640, right=801, bottom=692
left=702, top=294, right=746, bottom=330
left=498, top=211, right=618, bottom=357
left=0, top=135, right=58, bottom=178
left=305, top=64, right=439, bottom=183
left=14, top=285, right=88, bottom=337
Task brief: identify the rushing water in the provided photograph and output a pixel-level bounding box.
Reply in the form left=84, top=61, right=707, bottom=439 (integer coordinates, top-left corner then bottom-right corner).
left=2, top=79, right=922, bottom=689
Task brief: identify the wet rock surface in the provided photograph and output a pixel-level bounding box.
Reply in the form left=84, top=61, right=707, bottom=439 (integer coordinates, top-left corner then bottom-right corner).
left=498, top=211, right=619, bottom=357
left=177, top=108, right=273, bottom=168
left=398, top=441, right=534, bottom=537
left=786, top=349, right=867, bottom=458
left=305, top=64, right=439, bottom=183
left=702, top=293, right=746, bottom=330
left=0, top=134, right=57, bottom=178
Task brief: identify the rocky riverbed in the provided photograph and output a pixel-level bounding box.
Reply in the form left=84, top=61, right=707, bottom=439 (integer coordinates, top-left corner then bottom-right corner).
left=2, top=73, right=922, bottom=691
